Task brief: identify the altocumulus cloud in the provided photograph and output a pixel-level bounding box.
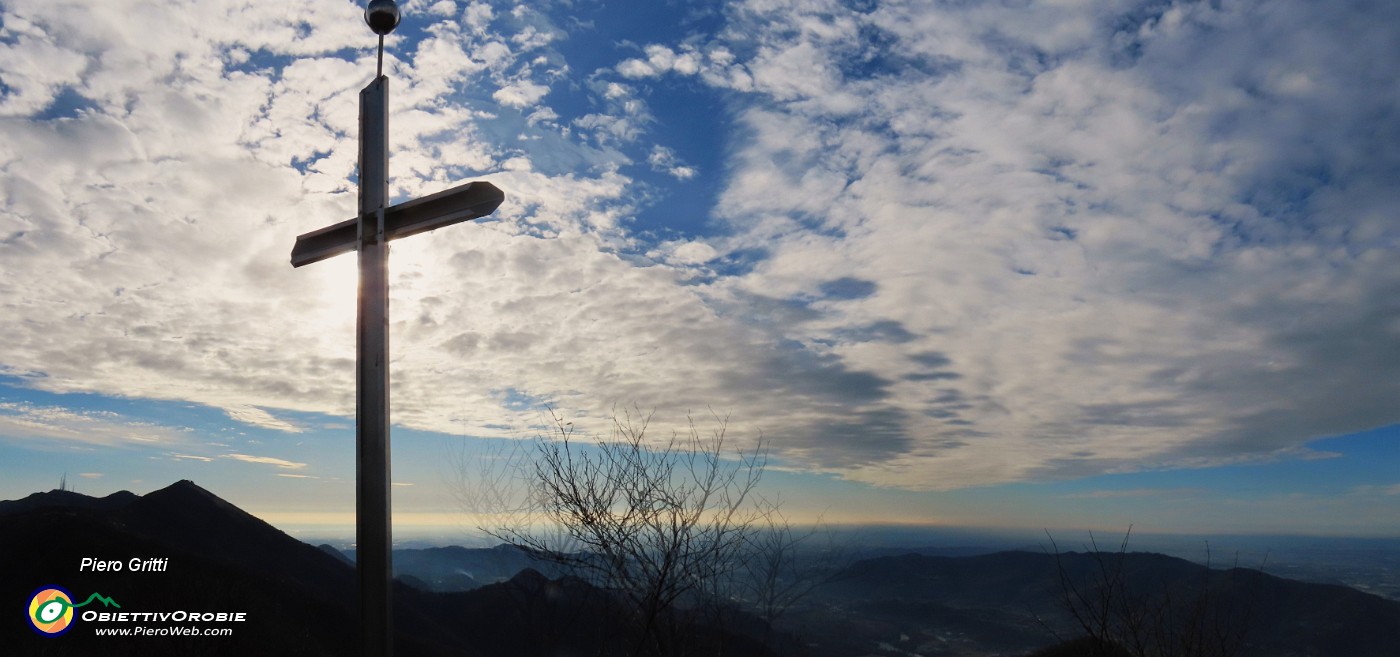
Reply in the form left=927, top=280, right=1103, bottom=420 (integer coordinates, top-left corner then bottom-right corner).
left=0, top=402, right=186, bottom=447
left=623, top=0, right=1400, bottom=489
left=224, top=453, right=308, bottom=470
left=0, top=0, right=1396, bottom=491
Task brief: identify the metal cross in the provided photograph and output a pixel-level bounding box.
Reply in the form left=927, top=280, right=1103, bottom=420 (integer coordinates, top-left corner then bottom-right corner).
left=289, top=3, right=503, bottom=655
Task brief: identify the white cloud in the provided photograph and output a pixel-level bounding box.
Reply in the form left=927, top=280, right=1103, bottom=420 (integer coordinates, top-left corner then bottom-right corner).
left=0, top=37, right=88, bottom=116
left=0, top=402, right=187, bottom=448
left=426, top=0, right=456, bottom=18
left=223, top=406, right=301, bottom=433
left=492, top=80, right=550, bottom=108
left=1352, top=483, right=1400, bottom=497
left=462, top=2, right=494, bottom=34
left=667, top=241, right=719, bottom=266
left=1064, top=488, right=1205, bottom=500
left=647, top=145, right=697, bottom=180
left=686, top=0, right=1400, bottom=488
left=1, top=0, right=1395, bottom=496
left=616, top=58, right=657, bottom=79
left=574, top=112, right=643, bottom=144
left=225, top=453, right=307, bottom=470
left=618, top=44, right=706, bottom=80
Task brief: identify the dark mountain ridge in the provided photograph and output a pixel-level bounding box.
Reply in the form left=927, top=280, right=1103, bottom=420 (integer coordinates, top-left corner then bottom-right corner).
left=0, top=487, right=138, bottom=515
left=4, top=483, right=1398, bottom=657
left=341, top=542, right=565, bottom=591
left=803, top=550, right=1400, bottom=657
left=0, top=482, right=774, bottom=656
left=0, top=481, right=476, bottom=656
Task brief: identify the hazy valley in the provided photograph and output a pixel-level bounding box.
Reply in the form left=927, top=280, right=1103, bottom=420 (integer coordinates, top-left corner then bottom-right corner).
left=5, top=482, right=1399, bottom=656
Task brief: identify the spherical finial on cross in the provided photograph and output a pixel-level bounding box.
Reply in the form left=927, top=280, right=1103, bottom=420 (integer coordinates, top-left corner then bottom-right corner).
left=365, top=0, right=401, bottom=35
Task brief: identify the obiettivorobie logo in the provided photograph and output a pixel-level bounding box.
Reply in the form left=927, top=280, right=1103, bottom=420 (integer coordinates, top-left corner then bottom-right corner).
left=26, top=586, right=121, bottom=637
left=25, top=584, right=247, bottom=639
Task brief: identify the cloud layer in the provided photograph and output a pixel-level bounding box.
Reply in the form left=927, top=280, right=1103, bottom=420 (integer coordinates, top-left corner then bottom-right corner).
left=1, top=0, right=1396, bottom=491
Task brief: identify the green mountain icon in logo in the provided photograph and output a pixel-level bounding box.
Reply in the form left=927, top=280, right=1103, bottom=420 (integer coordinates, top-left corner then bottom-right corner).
left=73, top=592, right=121, bottom=609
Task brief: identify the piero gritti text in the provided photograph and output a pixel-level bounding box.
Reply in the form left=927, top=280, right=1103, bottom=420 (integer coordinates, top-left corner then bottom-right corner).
left=79, top=557, right=170, bottom=573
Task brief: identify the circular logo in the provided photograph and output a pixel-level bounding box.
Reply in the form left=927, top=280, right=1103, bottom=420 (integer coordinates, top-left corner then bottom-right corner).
left=27, top=586, right=76, bottom=636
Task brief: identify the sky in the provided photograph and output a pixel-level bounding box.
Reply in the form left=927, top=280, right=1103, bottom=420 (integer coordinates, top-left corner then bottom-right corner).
left=1, top=0, right=1398, bottom=539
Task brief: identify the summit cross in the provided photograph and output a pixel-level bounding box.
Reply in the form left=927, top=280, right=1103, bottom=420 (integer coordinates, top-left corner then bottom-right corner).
left=288, top=3, right=503, bottom=656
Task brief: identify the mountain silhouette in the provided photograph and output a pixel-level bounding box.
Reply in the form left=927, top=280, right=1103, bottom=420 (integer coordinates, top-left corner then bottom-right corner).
left=0, top=482, right=773, bottom=656
left=343, top=543, right=562, bottom=592
left=4, top=482, right=1397, bottom=657
left=0, top=488, right=138, bottom=515
left=0, top=482, right=469, bottom=656
left=119, top=480, right=361, bottom=601
left=805, top=551, right=1400, bottom=657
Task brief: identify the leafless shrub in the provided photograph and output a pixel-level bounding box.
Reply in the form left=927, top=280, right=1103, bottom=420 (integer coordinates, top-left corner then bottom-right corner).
left=1044, top=527, right=1258, bottom=657
left=456, top=406, right=805, bottom=656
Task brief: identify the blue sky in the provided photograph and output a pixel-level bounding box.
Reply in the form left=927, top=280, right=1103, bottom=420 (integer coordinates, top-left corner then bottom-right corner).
left=1, top=0, right=1398, bottom=538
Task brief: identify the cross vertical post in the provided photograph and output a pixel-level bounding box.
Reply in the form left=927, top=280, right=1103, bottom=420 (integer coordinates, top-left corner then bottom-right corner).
left=288, top=4, right=502, bottom=656
left=357, top=73, right=392, bottom=657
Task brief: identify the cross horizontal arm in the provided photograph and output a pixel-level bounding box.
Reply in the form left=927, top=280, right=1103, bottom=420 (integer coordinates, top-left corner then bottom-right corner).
left=290, top=180, right=504, bottom=268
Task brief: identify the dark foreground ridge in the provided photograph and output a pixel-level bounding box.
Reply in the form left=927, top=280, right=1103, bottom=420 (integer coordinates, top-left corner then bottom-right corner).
left=804, top=550, right=1400, bottom=656
left=3, top=482, right=1398, bottom=656
left=0, top=481, right=772, bottom=657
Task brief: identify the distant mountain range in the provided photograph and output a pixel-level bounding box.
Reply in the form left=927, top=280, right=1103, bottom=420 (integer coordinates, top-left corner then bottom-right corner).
left=798, top=550, right=1400, bottom=657
left=3, top=482, right=1398, bottom=656
left=0, top=481, right=768, bottom=656
left=0, top=487, right=139, bottom=514
left=326, top=543, right=564, bottom=592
